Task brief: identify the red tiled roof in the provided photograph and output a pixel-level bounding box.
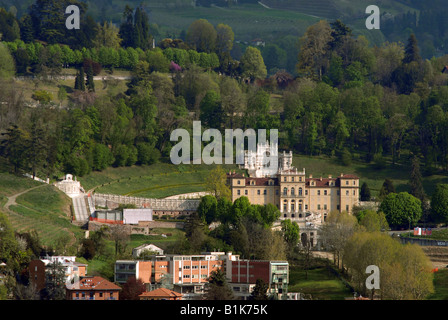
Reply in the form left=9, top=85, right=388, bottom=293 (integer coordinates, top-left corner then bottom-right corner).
left=306, top=178, right=339, bottom=187
left=338, top=174, right=359, bottom=179
left=139, top=288, right=182, bottom=298
left=244, top=177, right=277, bottom=186
left=68, top=276, right=121, bottom=291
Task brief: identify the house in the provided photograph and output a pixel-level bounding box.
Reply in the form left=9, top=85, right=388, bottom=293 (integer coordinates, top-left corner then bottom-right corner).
left=227, top=259, right=289, bottom=300
left=66, top=276, right=121, bottom=300
left=29, top=256, right=87, bottom=292
left=114, top=260, right=152, bottom=285
left=139, top=287, right=182, bottom=300
left=229, top=144, right=360, bottom=233
left=132, top=244, right=164, bottom=258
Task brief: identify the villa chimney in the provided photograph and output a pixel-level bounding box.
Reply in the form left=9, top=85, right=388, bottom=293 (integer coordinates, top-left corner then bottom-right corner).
left=309, top=174, right=313, bottom=178
left=328, top=175, right=332, bottom=179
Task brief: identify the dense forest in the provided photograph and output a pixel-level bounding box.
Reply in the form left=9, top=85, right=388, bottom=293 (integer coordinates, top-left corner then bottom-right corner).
left=0, top=0, right=448, bottom=189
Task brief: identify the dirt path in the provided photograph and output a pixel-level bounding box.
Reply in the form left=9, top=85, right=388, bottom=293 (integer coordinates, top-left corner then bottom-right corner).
left=4, top=184, right=47, bottom=210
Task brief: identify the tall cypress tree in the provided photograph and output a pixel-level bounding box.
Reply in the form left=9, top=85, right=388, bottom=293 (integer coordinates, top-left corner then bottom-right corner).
left=403, top=33, right=421, bottom=64
left=360, top=182, right=371, bottom=201
left=74, top=67, right=85, bottom=91
left=409, top=155, right=426, bottom=202
left=85, top=64, right=95, bottom=92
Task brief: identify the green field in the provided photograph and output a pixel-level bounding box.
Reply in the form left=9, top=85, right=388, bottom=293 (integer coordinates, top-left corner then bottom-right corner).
left=0, top=173, right=42, bottom=197
left=293, top=154, right=448, bottom=199
left=0, top=174, right=83, bottom=247
left=79, top=162, right=242, bottom=198
left=150, top=3, right=319, bottom=42
left=428, top=269, right=448, bottom=300
left=288, top=263, right=353, bottom=300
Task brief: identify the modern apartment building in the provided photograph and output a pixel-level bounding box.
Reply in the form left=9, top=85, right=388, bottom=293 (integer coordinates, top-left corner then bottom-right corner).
left=114, top=251, right=289, bottom=300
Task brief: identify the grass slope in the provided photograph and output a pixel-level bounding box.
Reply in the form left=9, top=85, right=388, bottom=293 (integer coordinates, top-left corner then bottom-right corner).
left=0, top=174, right=83, bottom=247
left=293, top=154, right=448, bottom=199
left=288, top=263, right=352, bottom=300
left=79, top=162, right=242, bottom=198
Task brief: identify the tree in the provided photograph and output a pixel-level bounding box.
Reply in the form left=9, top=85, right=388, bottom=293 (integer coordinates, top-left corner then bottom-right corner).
left=93, top=21, right=122, bottom=49
left=359, top=210, right=389, bottom=232
left=74, top=67, right=85, bottom=91
left=92, top=143, right=114, bottom=171
left=85, top=63, right=95, bottom=92
left=297, top=20, right=333, bottom=80
left=205, top=166, right=231, bottom=200
left=205, top=268, right=234, bottom=300
left=379, top=192, right=422, bottom=229
left=0, top=125, right=30, bottom=174
left=409, top=155, right=426, bottom=203
left=431, top=184, right=448, bottom=224
left=344, top=231, right=433, bottom=299
left=320, top=210, right=358, bottom=269
left=379, top=179, right=396, bottom=200
left=403, top=34, right=421, bottom=64
left=250, top=278, right=269, bottom=300
left=0, top=211, right=19, bottom=271
left=186, top=19, right=217, bottom=53
left=216, top=23, right=234, bottom=56
left=199, top=90, right=224, bottom=129
left=109, top=224, right=129, bottom=257
left=281, top=219, right=300, bottom=259
left=197, top=195, right=218, bottom=225
left=240, top=46, right=267, bottom=82
left=360, top=182, right=371, bottom=201
left=120, top=276, right=146, bottom=300
left=41, top=261, right=67, bottom=300
left=0, top=42, right=15, bottom=79
left=80, top=239, right=96, bottom=260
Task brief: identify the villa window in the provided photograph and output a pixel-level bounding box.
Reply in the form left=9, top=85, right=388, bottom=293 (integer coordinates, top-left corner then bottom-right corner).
left=299, top=188, right=303, bottom=196
left=283, top=187, right=288, bottom=196
left=291, top=187, right=295, bottom=196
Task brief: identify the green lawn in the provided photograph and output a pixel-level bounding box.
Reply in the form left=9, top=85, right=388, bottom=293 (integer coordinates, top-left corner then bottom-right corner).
left=294, top=154, right=448, bottom=199
left=0, top=173, right=42, bottom=197
left=79, top=162, right=242, bottom=198
left=288, top=263, right=353, bottom=300
left=406, top=228, right=448, bottom=241
left=427, top=269, right=448, bottom=300
left=151, top=3, right=319, bottom=41
left=0, top=175, right=83, bottom=247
